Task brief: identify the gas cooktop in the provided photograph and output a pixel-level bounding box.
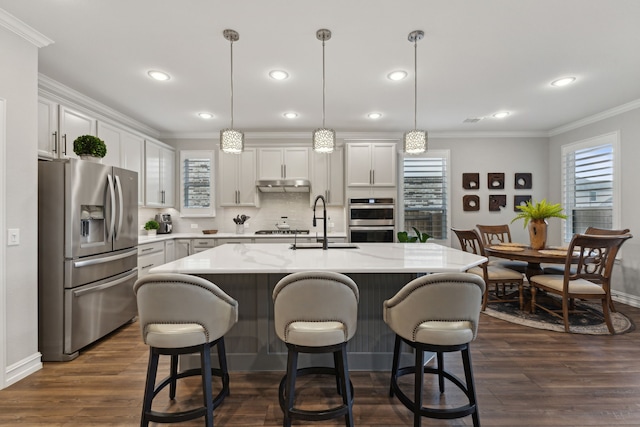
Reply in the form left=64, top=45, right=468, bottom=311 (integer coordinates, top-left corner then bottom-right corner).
left=254, top=229, right=310, bottom=235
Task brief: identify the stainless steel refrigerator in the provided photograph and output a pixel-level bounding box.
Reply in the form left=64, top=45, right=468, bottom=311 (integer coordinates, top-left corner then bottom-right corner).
left=38, top=159, right=139, bottom=361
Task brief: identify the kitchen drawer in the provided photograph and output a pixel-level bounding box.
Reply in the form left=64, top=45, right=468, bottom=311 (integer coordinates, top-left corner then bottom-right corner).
left=138, top=251, right=165, bottom=277
left=192, top=239, right=216, bottom=251
left=138, top=241, right=164, bottom=256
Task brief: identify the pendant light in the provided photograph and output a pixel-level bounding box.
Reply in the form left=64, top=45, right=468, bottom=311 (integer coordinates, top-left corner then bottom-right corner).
left=403, top=30, right=427, bottom=155
left=312, top=28, right=335, bottom=154
left=220, top=29, right=244, bottom=154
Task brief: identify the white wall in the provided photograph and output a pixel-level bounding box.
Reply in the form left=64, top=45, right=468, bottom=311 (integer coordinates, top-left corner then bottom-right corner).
left=0, top=25, right=42, bottom=387
left=428, top=136, right=551, bottom=245
left=548, top=106, right=640, bottom=304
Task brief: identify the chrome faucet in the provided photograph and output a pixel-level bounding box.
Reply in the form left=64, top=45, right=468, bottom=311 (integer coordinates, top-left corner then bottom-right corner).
left=312, top=194, right=328, bottom=250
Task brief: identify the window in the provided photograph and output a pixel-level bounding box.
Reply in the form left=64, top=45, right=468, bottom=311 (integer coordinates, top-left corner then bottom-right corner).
left=401, top=150, right=450, bottom=241
left=179, top=150, right=215, bottom=217
left=561, top=132, right=620, bottom=241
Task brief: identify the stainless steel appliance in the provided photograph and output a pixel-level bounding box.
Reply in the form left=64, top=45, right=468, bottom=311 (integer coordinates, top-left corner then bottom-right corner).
left=155, top=213, right=173, bottom=234
left=348, top=198, right=395, bottom=242
left=38, top=159, right=139, bottom=361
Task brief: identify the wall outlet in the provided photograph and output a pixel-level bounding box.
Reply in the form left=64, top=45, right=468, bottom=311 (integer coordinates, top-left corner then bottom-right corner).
left=191, top=224, right=198, bottom=229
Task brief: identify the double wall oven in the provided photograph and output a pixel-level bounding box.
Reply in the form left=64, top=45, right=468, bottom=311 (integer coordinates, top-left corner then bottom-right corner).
left=348, top=198, right=395, bottom=242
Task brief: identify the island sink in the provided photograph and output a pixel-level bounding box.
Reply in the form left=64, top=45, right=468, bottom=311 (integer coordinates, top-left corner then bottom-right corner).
left=290, top=243, right=360, bottom=250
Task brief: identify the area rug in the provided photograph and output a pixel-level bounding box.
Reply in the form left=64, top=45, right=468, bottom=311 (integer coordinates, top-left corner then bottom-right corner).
left=482, top=291, right=634, bottom=335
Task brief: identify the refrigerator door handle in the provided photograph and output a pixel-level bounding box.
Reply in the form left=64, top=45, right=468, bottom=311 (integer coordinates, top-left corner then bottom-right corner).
left=72, top=270, right=138, bottom=297
left=114, top=174, right=124, bottom=240
left=73, top=248, right=138, bottom=268
left=106, top=174, right=116, bottom=241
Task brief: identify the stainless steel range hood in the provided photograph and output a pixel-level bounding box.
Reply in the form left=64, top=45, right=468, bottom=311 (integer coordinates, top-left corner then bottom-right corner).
left=256, top=179, right=310, bottom=193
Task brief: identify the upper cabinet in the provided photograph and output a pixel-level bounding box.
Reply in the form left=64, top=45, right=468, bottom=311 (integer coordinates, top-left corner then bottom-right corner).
left=180, top=150, right=216, bottom=217
left=346, top=142, right=397, bottom=187
left=38, top=98, right=96, bottom=160
left=219, top=148, right=258, bottom=207
left=258, top=147, right=309, bottom=180
left=311, top=147, right=344, bottom=206
left=145, top=139, right=175, bottom=207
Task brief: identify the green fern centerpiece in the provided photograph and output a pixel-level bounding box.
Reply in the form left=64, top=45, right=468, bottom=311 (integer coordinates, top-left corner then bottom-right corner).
left=511, top=199, right=567, bottom=227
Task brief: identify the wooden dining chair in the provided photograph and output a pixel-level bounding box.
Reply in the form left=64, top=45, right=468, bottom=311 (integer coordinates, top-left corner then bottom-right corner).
left=452, top=228, right=525, bottom=310
left=529, top=233, right=633, bottom=334
left=476, top=224, right=527, bottom=273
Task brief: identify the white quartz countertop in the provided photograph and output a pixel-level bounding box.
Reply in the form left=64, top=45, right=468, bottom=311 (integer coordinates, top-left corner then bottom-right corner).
left=149, top=242, right=487, bottom=275
left=138, top=232, right=347, bottom=244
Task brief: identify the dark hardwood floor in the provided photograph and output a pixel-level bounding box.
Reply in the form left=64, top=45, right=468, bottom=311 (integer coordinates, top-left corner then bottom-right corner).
left=2, top=303, right=640, bottom=426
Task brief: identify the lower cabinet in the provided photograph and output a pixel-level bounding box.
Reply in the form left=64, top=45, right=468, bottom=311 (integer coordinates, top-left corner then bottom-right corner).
left=164, top=240, right=175, bottom=263
left=175, top=239, right=191, bottom=259
left=191, top=239, right=216, bottom=254
left=137, top=241, right=165, bottom=278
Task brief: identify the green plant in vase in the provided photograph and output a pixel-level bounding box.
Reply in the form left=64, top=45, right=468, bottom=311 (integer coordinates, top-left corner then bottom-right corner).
left=511, top=199, right=567, bottom=249
left=73, top=135, right=107, bottom=160
left=144, top=220, right=159, bottom=235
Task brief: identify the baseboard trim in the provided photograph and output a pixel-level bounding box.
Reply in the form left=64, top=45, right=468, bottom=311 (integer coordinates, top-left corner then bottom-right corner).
left=612, top=291, right=640, bottom=309
left=4, top=352, right=42, bottom=388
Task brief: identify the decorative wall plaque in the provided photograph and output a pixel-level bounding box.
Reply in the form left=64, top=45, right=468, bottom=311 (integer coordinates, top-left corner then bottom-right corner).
left=462, top=173, right=480, bottom=190
left=463, top=195, right=480, bottom=211
left=514, top=195, right=531, bottom=211
left=489, top=195, right=506, bottom=211
left=515, top=173, right=532, bottom=189
left=487, top=173, right=504, bottom=189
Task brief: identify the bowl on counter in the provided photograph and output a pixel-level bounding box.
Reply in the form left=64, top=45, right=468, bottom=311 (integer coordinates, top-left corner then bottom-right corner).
left=202, top=230, right=218, bottom=234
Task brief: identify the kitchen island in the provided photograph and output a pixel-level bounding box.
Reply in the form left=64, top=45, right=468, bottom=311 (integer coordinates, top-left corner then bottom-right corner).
left=149, top=242, right=486, bottom=371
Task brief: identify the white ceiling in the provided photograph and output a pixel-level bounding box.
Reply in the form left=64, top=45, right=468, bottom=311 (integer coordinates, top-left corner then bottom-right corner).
left=2, top=0, right=640, bottom=138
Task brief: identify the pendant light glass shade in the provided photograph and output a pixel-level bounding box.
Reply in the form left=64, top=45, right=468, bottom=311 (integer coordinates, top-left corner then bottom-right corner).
left=403, top=30, right=427, bottom=155
left=221, top=29, right=244, bottom=154
left=313, top=29, right=335, bottom=154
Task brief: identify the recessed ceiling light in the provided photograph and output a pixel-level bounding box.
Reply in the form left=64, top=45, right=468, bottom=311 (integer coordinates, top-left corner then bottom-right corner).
left=551, top=76, right=576, bottom=87
left=492, top=111, right=510, bottom=119
left=387, top=70, right=407, bottom=81
left=269, top=70, right=289, bottom=80
left=283, top=112, right=298, bottom=119
left=368, top=112, right=382, bottom=119
left=198, top=112, right=213, bottom=119
left=147, top=70, right=171, bottom=81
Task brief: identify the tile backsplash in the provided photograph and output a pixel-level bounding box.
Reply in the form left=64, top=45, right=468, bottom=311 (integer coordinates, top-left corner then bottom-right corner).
left=139, top=192, right=345, bottom=235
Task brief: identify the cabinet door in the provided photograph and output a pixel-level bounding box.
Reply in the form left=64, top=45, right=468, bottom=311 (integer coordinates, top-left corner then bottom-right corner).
left=164, top=240, right=175, bottom=263
left=258, top=148, right=284, bottom=179
left=161, top=147, right=175, bottom=207
left=144, top=141, right=162, bottom=206
left=59, top=106, right=97, bottom=159
left=371, top=143, right=397, bottom=186
left=283, top=147, right=309, bottom=179
left=238, top=149, right=257, bottom=205
left=311, top=150, right=329, bottom=203
left=327, top=147, right=344, bottom=205
left=346, top=144, right=374, bottom=186
left=219, top=152, right=240, bottom=206
left=97, top=122, right=122, bottom=167
left=38, top=98, right=59, bottom=159
left=121, top=132, right=145, bottom=205
left=175, top=239, right=191, bottom=258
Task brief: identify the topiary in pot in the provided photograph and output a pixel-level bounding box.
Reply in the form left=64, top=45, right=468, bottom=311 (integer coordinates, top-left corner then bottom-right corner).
left=73, top=135, right=107, bottom=159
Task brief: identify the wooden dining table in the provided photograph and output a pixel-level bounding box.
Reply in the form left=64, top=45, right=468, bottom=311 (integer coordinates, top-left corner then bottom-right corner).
left=484, top=244, right=579, bottom=281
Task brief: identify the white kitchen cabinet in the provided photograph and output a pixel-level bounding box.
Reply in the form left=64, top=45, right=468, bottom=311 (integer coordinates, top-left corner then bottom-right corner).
left=120, top=132, right=145, bottom=205
left=164, top=239, right=175, bottom=263
left=180, top=150, right=216, bottom=217
left=258, top=147, right=309, bottom=180
left=311, top=147, right=344, bottom=206
left=38, top=98, right=97, bottom=160
left=175, top=239, right=191, bottom=259
left=219, top=148, right=258, bottom=206
left=137, top=241, right=165, bottom=278
left=346, top=142, right=397, bottom=187
left=97, top=121, right=124, bottom=167
left=191, top=239, right=216, bottom=254
left=145, top=139, right=175, bottom=207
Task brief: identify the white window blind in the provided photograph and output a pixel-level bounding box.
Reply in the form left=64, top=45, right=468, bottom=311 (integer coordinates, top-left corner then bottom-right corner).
left=402, top=152, right=449, bottom=240
left=562, top=132, right=620, bottom=241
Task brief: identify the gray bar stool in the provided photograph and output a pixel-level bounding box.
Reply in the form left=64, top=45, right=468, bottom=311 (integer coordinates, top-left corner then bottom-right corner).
left=383, top=272, right=485, bottom=427
left=134, top=273, right=238, bottom=427
left=272, top=271, right=359, bottom=427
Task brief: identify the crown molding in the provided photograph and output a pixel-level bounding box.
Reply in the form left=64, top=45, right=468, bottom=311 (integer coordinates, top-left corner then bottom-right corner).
left=548, top=98, right=640, bottom=137
left=38, top=74, right=160, bottom=138
left=0, top=9, right=53, bottom=48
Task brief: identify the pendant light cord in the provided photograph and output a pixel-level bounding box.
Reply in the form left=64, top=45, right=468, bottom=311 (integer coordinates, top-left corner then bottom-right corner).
left=322, top=38, right=326, bottom=129
left=413, top=37, right=417, bottom=130
left=230, top=39, right=235, bottom=129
